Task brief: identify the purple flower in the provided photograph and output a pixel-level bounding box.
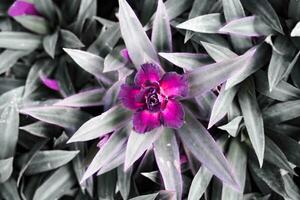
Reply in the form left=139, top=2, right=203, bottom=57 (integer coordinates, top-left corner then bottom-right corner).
left=39, top=73, right=60, bottom=92
left=119, top=63, right=188, bottom=133
left=8, top=0, right=39, bottom=17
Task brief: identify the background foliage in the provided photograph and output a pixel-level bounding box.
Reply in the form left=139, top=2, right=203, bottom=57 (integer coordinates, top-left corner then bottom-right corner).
left=0, top=0, right=300, bottom=200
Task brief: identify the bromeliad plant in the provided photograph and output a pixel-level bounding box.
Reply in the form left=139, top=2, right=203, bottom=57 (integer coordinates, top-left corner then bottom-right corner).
left=66, top=0, right=258, bottom=199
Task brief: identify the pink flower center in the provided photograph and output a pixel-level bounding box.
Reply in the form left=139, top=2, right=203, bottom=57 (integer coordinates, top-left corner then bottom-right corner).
left=143, top=85, right=167, bottom=112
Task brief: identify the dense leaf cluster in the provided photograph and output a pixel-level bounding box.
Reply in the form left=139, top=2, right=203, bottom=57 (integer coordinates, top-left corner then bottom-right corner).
left=0, top=0, right=300, bottom=200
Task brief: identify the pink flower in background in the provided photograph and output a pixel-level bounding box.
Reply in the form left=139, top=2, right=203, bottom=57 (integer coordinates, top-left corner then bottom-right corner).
left=8, top=0, right=39, bottom=17
left=39, top=73, right=60, bottom=92
left=119, top=63, right=188, bottom=133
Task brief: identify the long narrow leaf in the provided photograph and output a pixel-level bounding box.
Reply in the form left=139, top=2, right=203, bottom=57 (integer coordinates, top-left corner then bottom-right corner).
left=187, top=48, right=255, bottom=97
left=118, top=0, right=159, bottom=68
left=178, top=108, right=240, bottom=190
left=153, top=128, right=182, bottom=200
left=124, top=127, right=163, bottom=170
left=68, top=105, right=131, bottom=143
left=238, top=78, right=265, bottom=167
left=151, top=0, right=172, bottom=52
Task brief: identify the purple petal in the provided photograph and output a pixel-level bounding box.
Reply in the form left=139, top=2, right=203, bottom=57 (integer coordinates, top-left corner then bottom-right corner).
left=120, top=48, right=131, bottom=62
left=97, top=134, right=110, bottom=149
left=180, top=154, right=188, bottom=165
left=161, top=100, right=184, bottom=129
left=133, top=110, right=161, bottom=133
left=8, top=0, right=39, bottom=17
left=119, top=84, right=143, bottom=110
left=160, top=72, right=188, bottom=97
left=39, top=73, right=60, bottom=91
left=134, top=63, right=162, bottom=86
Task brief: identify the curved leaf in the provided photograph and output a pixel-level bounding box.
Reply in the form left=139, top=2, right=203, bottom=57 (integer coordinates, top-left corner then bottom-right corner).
left=221, top=0, right=252, bottom=53
left=220, top=16, right=274, bottom=37
left=20, top=106, right=90, bottom=129
left=0, top=106, right=19, bottom=159
left=60, top=29, right=85, bottom=48
left=208, top=85, right=238, bottom=128
left=17, top=150, right=79, bottom=175
left=291, top=22, right=300, bottom=37
left=238, top=78, right=265, bottom=167
left=154, top=128, right=182, bottom=200
left=201, top=41, right=237, bottom=62
left=125, top=127, right=163, bottom=170
left=249, top=160, right=288, bottom=198
left=226, top=43, right=270, bottom=89
left=118, top=0, right=159, bottom=68
left=43, top=30, right=58, bottom=58
left=81, top=127, right=128, bottom=183
left=34, top=0, right=57, bottom=22
left=268, top=50, right=291, bottom=91
left=241, top=0, right=283, bottom=34
left=0, top=49, right=31, bottom=75
left=263, top=100, right=300, bottom=124
left=0, top=32, right=41, bottom=50
left=152, top=0, right=172, bottom=52
left=63, top=48, right=104, bottom=78
left=55, top=88, right=105, bottom=107
left=188, top=136, right=228, bottom=200
left=14, top=15, right=50, bottom=35
left=221, top=139, right=247, bottom=200
left=159, top=52, right=213, bottom=71
left=187, top=48, right=255, bottom=97
left=184, top=0, right=215, bottom=42
left=178, top=108, right=240, bottom=190
left=265, top=137, right=295, bottom=175
left=255, top=70, right=300, bottom=101
left=0, top=157, right=13, bottom=183
left=32, top=165, right=76, bottom=200
left=118, top=165, right=132, bottom=200
left=68, top=105, right=131, bottom=143
left=177, top=13, right=224, bottom=34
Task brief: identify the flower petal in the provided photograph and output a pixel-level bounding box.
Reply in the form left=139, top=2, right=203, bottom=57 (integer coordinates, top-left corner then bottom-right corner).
left=39, top=73, right=60, bottom=91
left=161, top=100, right=184, bottom=129
left=133, top=110, right=161, bottom=133
left=120, top=48, right=131, bottom=62
left=97, top=134, right=110, bottom=149
left=160, top=72, right=188, bottom=97
left=119, top=84, right=142, bottom=110
left=134, top=63, right=161, bottom=86
left=8, top=0, right=39, bottom=17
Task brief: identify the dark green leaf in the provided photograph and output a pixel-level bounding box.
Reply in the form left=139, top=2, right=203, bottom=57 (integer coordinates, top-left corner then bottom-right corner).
left=14, top=16, right=50, bottom=35
left=20, top=106, right=90, bottom=130
left=0, top=157, right=13, bottom=183
left=177, top=13, right=224, bottom=34
left=154, top=128, right=182, bottom=200
left=152, top=0, right=172, bottom=53
left=17, top=150, right=79, bottom=175
left=68, top=105, right=131, bottom=142
left=238, top=78, right=265, bottom=167
left=178, top=108, right=240, bottom=190
left=125, top=127, right=163, bottom=170
left=0, top=49, right=31, bottom=74
left=0, top=32, right=41, bottom=50
left=43, top=30, right=58, bottom=58
left=241, top=0, right=283, bottom=34
left=32, top=165, right=77, bottom=200
left=97, top=170, right=117, bottom=200
left=0, top=105, right=19, bottom=159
